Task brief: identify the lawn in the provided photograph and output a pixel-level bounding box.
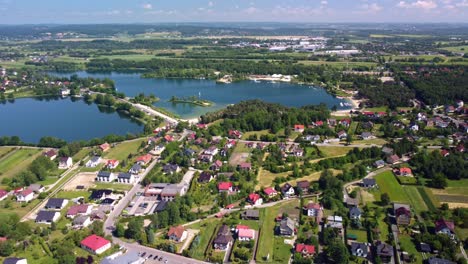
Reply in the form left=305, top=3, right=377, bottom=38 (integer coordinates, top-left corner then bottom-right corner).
left=55, top=190, right=91, bottom=200
left=318, top=146, right=355, bottom=158
left=187, top=218, right=220, bottom=260
left=402, top=186, right=428, bottom=213
left=233, top=143, right=253, bottom=154
left=72, top=148, right=91, bottom=162
left=241, top=130, right=271, bottom=140
left=0, top=146, right=16, bottom=158
left=0, top=148, right=41, bottom=181
left=93, top=183, right=132, bottom=192
left=271, top=237, right=292, bottom=263
left=374, top=171, right=409, bottom=203
left=256, top=169, right=290, bottom=190
left=104, top=139, right=146, bottom=160
left=441, top=45, right=468, bottom=53
left=347, top=229, right=368, bottom=243
left=399, top=234, right=423, bottom=264
left=0, top=197, right=42, bottom=219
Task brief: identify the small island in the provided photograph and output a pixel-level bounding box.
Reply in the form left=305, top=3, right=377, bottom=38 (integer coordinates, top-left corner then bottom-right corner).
left=169, top=95, right=214, bottom=107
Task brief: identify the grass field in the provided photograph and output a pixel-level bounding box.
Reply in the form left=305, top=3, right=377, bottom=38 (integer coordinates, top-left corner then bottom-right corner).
left=399, top=235, right=423, bottom=263
left=55, top=190, right=91, bottom=199
left=241, top=130, right=271, bottom=140
left=298, top=60, right=377, bottom=68
left=94, top=182, right=133, bottom=191
left=0, top=148, right=41, bottom=181
left=441, top=45, right=468, bottom=53
left=402, top=186, right=428, bottom=213
left=187, top=218, right=220, bottom=260
left=0, top=146, right=16, bottom=158
left=374, top=171, right=409, bottom=203
left=318, top=146, right=354, bottom=157
left=104, top=139, right=146, bottom=160
left=271, top=237, right=292, bottom=263
left=429, top=179, right=467, bottom=208
left=348, top=229, right=368, bottom=243
left=256, top=169, right=290, bottom=190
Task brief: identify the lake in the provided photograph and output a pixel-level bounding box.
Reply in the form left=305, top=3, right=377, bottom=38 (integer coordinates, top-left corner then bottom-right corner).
left=0, top=97, right=143, bottom=143
left=51, top=72, right=350, bottom=119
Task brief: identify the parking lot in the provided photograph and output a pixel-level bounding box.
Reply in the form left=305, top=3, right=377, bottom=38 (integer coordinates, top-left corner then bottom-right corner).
left=126, top=195, right=158, bottom=216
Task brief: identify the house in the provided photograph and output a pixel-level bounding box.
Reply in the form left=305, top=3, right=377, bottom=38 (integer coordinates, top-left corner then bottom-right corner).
left=238, top=162, right=252, bottom=171
left=327, top=119, right=337, bottom=127
left=81, top=234, right=111, bottom=255
left=228, top=130, right=242, bottom=139
left=241, top=209, right=260, bottom=220
left=117, top=173, right=134, bottom=184
left=346, top=197, right=359, bottom=208
left=136, top=154, right=152, bottom=165
left=66, top=204, right=92, bottom=218
left=291, top=147, right=304, bottom=157
left=16, top=189, right=34, bottom=202
left=351, top=242, right=368, bottom=258
left=101, top=251, right=144, bottom=264
left=225, top=139, right=236, bottom=148
left=362, top=178, right=377, bottom=188
left=435, top=219, right=456, bottom=239
left=410, top=123, right=419, bottom=131
left=398, top=167, right=412, bottom=176
left=28, top=184, right=45, bottom=193
left=160, top=184, right=188, bottom=201
left=441, top=149, right=450, bottom=157
left=303, top=202, right=323, bottom=222
left=167, top=225, right=188, bottom=243
left=86, top=156, right=102, bottom=168
left=0, top=189, right=8, bottom=201
left=337, top=130, right=348, bottom=140
left=278, top=217, right=295, bottom=236
left=152, top=144, right=166, bottom=156
left=58, top=157, right=73, bottom=169
left=162, top=164, right=179, bottom=174
left=374, top=159, right=385, bottom=168
left=60, top=88, right=70, bottom=96
left=296, top=180, right=310, bottom=193
left=340, top=119, right=351, bottom=127
left=73, top=215, right=91, bottom=228
left=360, top=132, right=374, bottom=140
left=237, top=228, right=255, bottom=241
left=247, top=193, right=263, bottom=206
left=96, top=171, right=115, bottom=182
left=303, top=135, right=320, bottom=142
left=281, top=183, right=295, bottom=198
left=427, top=257, right=456, bottom=264
left=263, top=187, right=278, bottom=198
left=153, top=201, right=168, bottom=213
left=198, top=171, right=215, bottom=183
left=3, top=258, right=28, bottom=264
left=183, top=148, right=195, bottom=157
left=295, top=243, right=315, bottom=258
left=213, top=225, right=233, bottom=250
left=218, top=182, right=233, bottom=192
left=394, top=203, right=411, bottom=225
left=43, top=149, right=57, bottom=160
left=35, top=210, right=60, bottom=224
left=99, top=143, right=111, bottom=152
left=90, top=189, right=112, bottom=200
left=375, top=241, right=394, bottom=263
left=210, top=160, right=223, bottom=171
left=164, top=135, right=174, bottom=142
left=129, top=164, right=143, bottom=175
left=382, top=147, right=394, bottom=156
left=106, top=160, right=119, bottom=169
left=326, top=216, right=344, bottom=234
left=386, top=154, right=400, bottom=164
left=294, top=124, right=305, bottom=132
left=45, top=198, right=68, bottom=210
left=349, top=207, right=362, bottom=220
left=419, top=242, right=431, bottom=253
left=204, top=146, right=219, bottom=156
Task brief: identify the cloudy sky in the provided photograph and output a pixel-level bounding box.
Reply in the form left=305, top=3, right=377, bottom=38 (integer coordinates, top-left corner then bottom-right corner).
left=0, top=0, right=467, bottom=24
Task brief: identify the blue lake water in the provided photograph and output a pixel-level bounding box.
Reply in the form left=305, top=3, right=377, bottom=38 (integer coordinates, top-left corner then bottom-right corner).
left=0, top=97, right=143, bottom=143
left=51, top=72, right=349, bottom=119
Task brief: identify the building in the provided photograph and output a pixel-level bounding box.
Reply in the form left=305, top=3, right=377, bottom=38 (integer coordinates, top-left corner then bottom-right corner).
left=362, top=178, right=377, bottom=188
left=35, top=210, right=60, bottom=224
left=427, top=257, right=456, bottom=264
left=294, top=124, right=305, bottom=132
left=45, top=198, right=68, bottom=210
left=106, top=160, right=119, bottom=169
left=218, top=182, right=233, bottom=192
left=351, top=242, right=368, bottom=258
left=96, top=171, right=115, bottom=182
left=303, top=202, right=323, bottom=223
left=198, top=171, right=215, bottom=183
left=3, top=258, right=28, bottom=264
left=435, top=219, right=456, bottom=239
left=117, top=173, right=134, bottom=184
left=337, top=130, right=348, bottom=140
left=237, top=228, right=255, bottom=241
left=28, top=184, right=45, bottom=193
left=394, top=203, right=411, bottom=225
left=386, top=154, right=400, bottom=164
left=136, top=154, right=152, bottom=166
left=295, top=243, right=315, bottom=258
left=281, top=183, right=295, bottom=198
left=90, top=189, right=112, bottom=200
left=99, top=143, right=111, bottom=152
left=16, top=189, right=34, bottom=202
left=247, top=193, right=263, bottom=206
left=238, top=162, right=252, bottom=171
left=213, top=225, right=233, bottom=251
left=241, top=209, right=260, bottom=220
left=86, top=156, right=102, bottom=168
left=349, top=207, right=362, bottom=220
left=375, top=241, right=394, bottom=263
left=278, top=217, right=295, bottom=236
left=263, top=187, right=278, bottom=198
left=81, top=234, right=111, bottom=255
left=167, top=225, right=187, bottom=242
left=43, top=149, right=57, bottom=160
left=129, top=164, right=143, bottom=175
left=58, top=157, right=73, bottom=169
left=162, top=164, right=179, bottom=174
left=296, top=180, right=310, bottom=193
left=0, top=189, right=8, bottom=201
left=73, top=215, right=91, bottom=228
left=101, top=251, right=145, bottom=264
left=210, top=160, right=223, bottom=171
left=374, top=159, right=385, bottom=168
left=398, top=167, right=412, bottom=176
left=66, top=204, right=92, bottom=218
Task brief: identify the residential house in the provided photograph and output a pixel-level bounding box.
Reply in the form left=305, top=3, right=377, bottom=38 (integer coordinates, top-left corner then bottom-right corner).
left=35, top=210, right=60, bottom=224
left=86, top=156, right=102, bottom=168
left=361, top=121, right=374, bottom=129
left=183, top=148, right=195, bottom=157
left=346, top=197, right=359, bottom=208
left=340, top=119, right=351, bottom=127
left=28, top=184, right=45, bottom=193
left=160, top=184, right=188, bottom=201
left=43, top=149, right=57, bottom=160
left=278, top=217, right=295, bottom=236
left=294, top=124, right=305, bottom=133
left=151, top=144, right=166, bottom=156
left=360, top=132, right=374, bottom=140
left=281, top=183, right=295, bottom=198
left=295, top=244, right=315, bottom=258
left=210, top=160, right=223, bottom=171
left=106, top=160, right=119, bottom=169
left=247, top=193, right=263, bottom=206
left=351, top=242, right=368, bottom=258
left=225, top=139, right=236, bottom=148
left=228, top=130, right=242, bottom=139
left=441, top=149, right=450, bottom=157
left=129, top=164, right=143, bottom=175
left=375, top=241, right=394, bottom=263
left=16, top=189, right=34, bottom=202
left=73, top=215, right=91, bottom=228
left=239, top=162, right=252, bottom=171
left=327, top=119, right=337, bottom=127
left=99, top=143, right=110, bottom=152
left=410, top=123, right=419, bottom=131
left=435, top=219, right=456, bottom=239
left=398, top=167, right=412, bottom=176
left=362, top=178, right=377, bottom=188
left=386, top=154, right=400, bottom=164
left=162, top=164, right=179, bottom=174
left=213, top=225, right=233, bottom=250
left=117, top=173, right=134, bottom=184
left=296, top=180, right=310, bottom=194
left=66, top=204, right=92, bottom=218
left=427, top=257, right=456, bottom=264
left=419, top=242, right=432, bottom=253
left=163, top=135, right=174, bottom=142
left=101, top=251, right=144, bottom=264
left=81, top=234, right=111, bottom=255
left=325, top=216, right=344, bottom=236
left=394, top=203, right=411, bottom=225
left=90, top=189, right=112, bottom=200
left=45, top=198, right=68, bottom=210
left=0, top=189, right=8, bottom=201
left=218, top=182, right=233, bottom=193
left=136, top=154, right=152, bottom=166
left=3, top=258, right=28, bottom=264
left=303, top=202, right=323, bottom=223
left=349, top=207, right=362, bottom=220
left=291, top=146, right=304, bottom=157
left=237, top=227, right=255, bottom=241
left=337, top=130, right=348, bottom=140
left=58, top=157, right=73, bottom=169
left=198, top=171, right=215, bottom=183
left=303, top=135, right=320, bottom=142
left=167, top=226, right=188, bottom=243
left=96, top=171, right=115, bottom=182
left=382, top=147, right=394, bottom=156
left=263, top=187, right=278, bottom=198
left=241, top=210, right=260, bottom=220
left=374, top=160, right=385, bottom=168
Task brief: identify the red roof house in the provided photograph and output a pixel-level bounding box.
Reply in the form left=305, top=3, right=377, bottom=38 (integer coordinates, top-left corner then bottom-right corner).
left=136, top=154, right=152, bottom=165
left=164, top=135, right=174, bottom=142
left=80, top=234, right=111, bottom=254
left=247, top=193, right=262, bottom=206
left=294, top=124, right=305, bottom=132
left=106, top=159, right=119, bottom=169
left=296, top=243, right=315, bottom=257
left=99, top=143, right=110, bottom=152
left=399, top=167, right=412, bottom=176
left=440, top=149, right=450, bottom=157
left=263, top=187, right=278, bottom=197
left=66, top=204, right=92, bottom=218
left=218, top=182, right=233, bottom=192
left=0, top=189, right=8, bottom=201
left=435, top=219, right=455, bottom=238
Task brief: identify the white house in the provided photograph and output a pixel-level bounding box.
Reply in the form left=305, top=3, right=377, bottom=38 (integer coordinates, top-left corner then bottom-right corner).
left=16, top=189, right=34, bottom=202
left=117, top=173, right=135, bottom=184
left=281, top=183, right=295, bottom=198
left=106, top=160, right=119, bottom=170
left=167, top=226, right=188, bottom=243
left=81, top=235, right=111, bottom=255
left=86, top=156, right=102, bottom=168
left=35, top=211, right=60, bottom=224
left=73, top=215, right=92, bottom=228
left=58, top=157, right=73, bottom=169
left=96, top=171, right=115, bottom=182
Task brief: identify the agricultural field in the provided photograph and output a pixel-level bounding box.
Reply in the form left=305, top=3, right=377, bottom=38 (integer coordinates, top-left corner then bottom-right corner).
left=0, top=146, right=16, bottom=158
left=402, top=186, right=428, bottom=213
left=318, top=146, right=355, bottom=158
left=0, top=148, right=41, bottom=182
left=441, top=45, right=468, bottom=53
left=374, top=171, right=409, bottom=203
left=428, top=179, right=468, bottom=208
left=104, top=139, right=146, bottom=160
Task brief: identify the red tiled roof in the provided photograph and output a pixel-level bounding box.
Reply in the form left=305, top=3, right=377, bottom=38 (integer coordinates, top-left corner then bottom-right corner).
left=238, top=228, right=255, bottom=239
left=107, top=160, right=119, bottom=166
left=236, top=225, right=249, bottom=230
left=264, top=187, right=277, bottom=196
left=80, top=235, right=110, bottom=251
left=296, top=243, right=315, bottom=254
left=435, top=219, right=455, bottom=233
left=218, top=182, right=233, bottom=191
left=294, top=124, right=305, bottom=130
left=304, top=202, right=321, bottom=210
left=18, top=189, right=33, bottom=197
left=168, top=225, right=185, bottom=239
left=67, top=204, right=90, bottom=216
left=248, top=193, right=261, bottom=203
left=136, top=154, right=152, bottom=163
left=225, top=204, right=235, bottom=209
left=399, top=167, right=412, bottom=174
left=99, top=143, right=110, bottom=151
left=0, top=189, right=7, bottom=198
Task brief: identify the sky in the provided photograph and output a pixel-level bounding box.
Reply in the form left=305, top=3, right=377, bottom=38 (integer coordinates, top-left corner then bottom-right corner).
left=0, top=0, right=467, bottom=24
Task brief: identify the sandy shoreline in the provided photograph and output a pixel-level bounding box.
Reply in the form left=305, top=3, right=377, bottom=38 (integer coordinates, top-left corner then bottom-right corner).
left=332, top=97, right=361, bottom=116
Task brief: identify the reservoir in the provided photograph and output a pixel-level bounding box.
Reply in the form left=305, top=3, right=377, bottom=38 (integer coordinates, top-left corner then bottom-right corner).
left=0, top=97, right=143, bottom=143
left=51, top=72, right=349, bottom=119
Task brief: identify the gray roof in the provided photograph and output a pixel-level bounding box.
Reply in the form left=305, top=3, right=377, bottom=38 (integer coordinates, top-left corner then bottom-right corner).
left=73, top=215, right=90, bottom=225
left=90, top=156, right=101, bottom=162
left=101, top=251, right=142, bottom=264
left=350, top=207, right=362, bottom=216
left=130, top=164, right=142, bottom=171
left=36, top=210, right=57, bottom=222
left=363, top=178, right=376, bottom=186
left=97, top=171, right=112, bottom=178
left=117, top=173, right=132, bottom=179
left=280, top=217, right=295, bottom=231
left=361, top=132, right=373, bottom=137
left=3, top=258, right=27, bottom=264
left=243, top=209, right=260, bottom=218
left=45, top=198, right=66, bottom=209
left=376, top=242, right=394, bottom=257
left=153, top=201, right=168, bottom=213
left=427, top=257, right=456, bottom=264
left=351, top=242, right=368, bottom=255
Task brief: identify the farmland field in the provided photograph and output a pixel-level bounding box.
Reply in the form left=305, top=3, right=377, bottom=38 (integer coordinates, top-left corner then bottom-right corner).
left=402, top=186, right=428, bottom=213
left=0, top=148, right=41, bottom=181
left=374, top=171, right=409, bottom=203
left=104, top=139, right=146, bottom=160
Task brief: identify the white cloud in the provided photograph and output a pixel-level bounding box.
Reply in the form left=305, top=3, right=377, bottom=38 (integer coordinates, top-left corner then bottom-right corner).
left=321, top=0, right=328, bottom=5
left=208, top=1, right=214, bottom=7
left=244, top=7, right=258, bottom=14
left=361, top=3, right=383, bottom=12
left=142, top=3, right=153, bottom=10
left=106, top=10, right=121, bottom=15
left=455, top=0, right=468, bottom=6
left=397, top=0, right=438, bottom=9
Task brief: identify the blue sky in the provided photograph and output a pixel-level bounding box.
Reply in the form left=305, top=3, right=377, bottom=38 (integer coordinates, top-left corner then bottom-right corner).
left=0, top=0, right=467, bottom=24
